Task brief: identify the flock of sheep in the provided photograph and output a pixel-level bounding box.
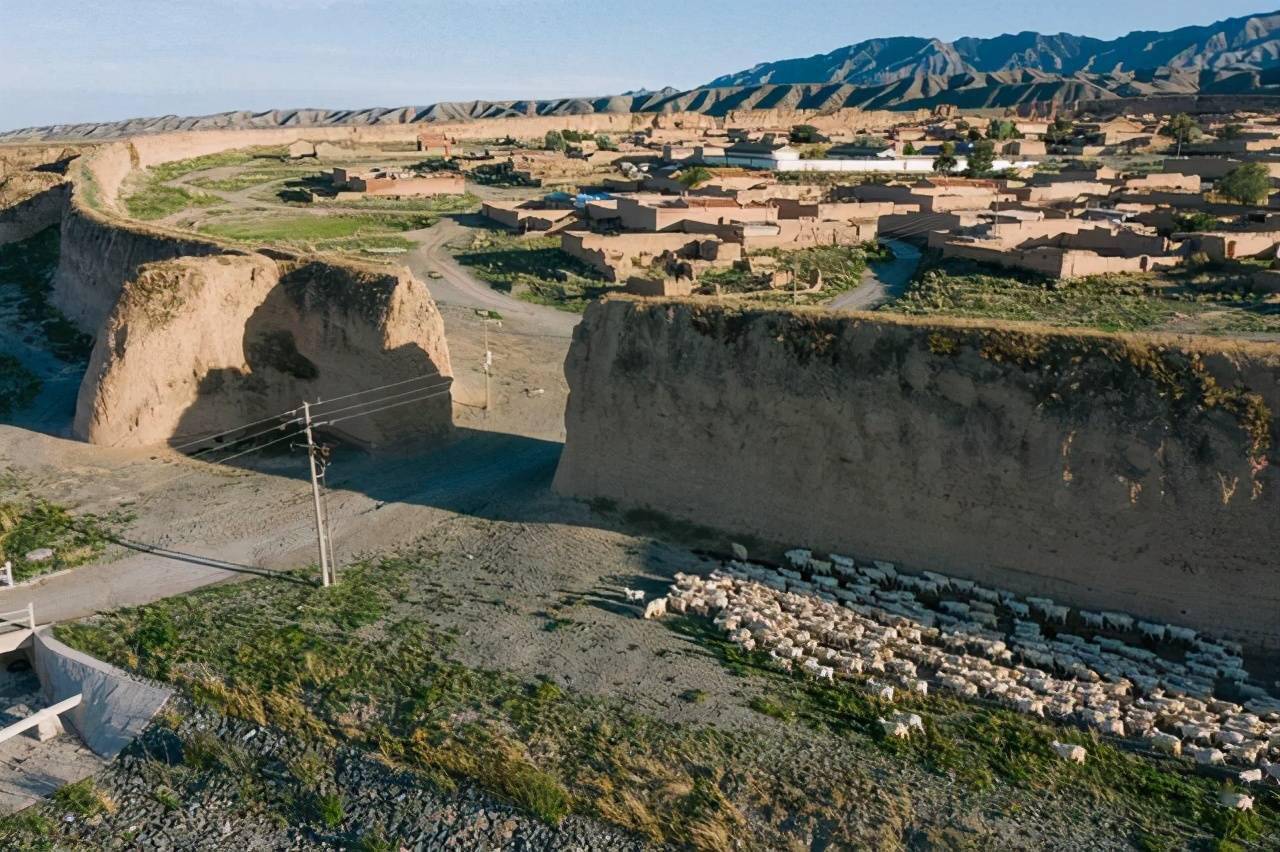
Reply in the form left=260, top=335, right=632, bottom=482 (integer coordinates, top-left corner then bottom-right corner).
left=642, top=548, right=1280, bottom=810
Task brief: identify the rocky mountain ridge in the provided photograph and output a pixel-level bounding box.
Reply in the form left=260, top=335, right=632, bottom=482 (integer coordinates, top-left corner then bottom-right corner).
left=706, top=10, right=1280, bottom=87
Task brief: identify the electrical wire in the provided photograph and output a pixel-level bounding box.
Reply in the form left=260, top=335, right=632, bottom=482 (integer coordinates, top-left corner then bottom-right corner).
left=321, top=387, right=453, bottom=427
left=182, top=419, right=303, bottom=459
left=168, top=407, right=302, bottom=452
left=309, top=372, right=451, bottom=411
left=308, top=378, right=454, bottom=420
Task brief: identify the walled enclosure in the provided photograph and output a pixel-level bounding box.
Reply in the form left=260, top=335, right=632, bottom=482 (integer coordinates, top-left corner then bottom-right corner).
left=0, top=126, right=457, bottom=449
left=555, top=298, right=1280, bottom=646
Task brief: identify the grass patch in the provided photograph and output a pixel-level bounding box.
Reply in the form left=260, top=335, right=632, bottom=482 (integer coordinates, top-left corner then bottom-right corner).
left=197, top=212, right=434, bottom=254
left=0, top=227, right=93, bottom=362
left=890, top=256, right=1280, bottom=335
left=123, top=183, right=221, bottom=220
left=51, top=778, right=112, bottom=818
left=188, top=165, right=325, bottom=193
left=0, top=355, right=41, bottom=417
left=0, top=809, right=57, bottom=850
left=452, top=229, right=617, bottom=312
left=0, top=495, right=130, bottom=581
left=699, top=243, right=887, bottom=305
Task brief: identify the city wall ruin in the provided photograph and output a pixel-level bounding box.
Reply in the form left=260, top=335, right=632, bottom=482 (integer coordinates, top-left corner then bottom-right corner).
left=1, top=127, right=456, bottom=450
left=555, top=298, right=1280, bottom=646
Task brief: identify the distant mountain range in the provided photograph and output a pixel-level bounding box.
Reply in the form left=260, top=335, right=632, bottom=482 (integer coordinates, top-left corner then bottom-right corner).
left=705, top=11, right=1280, bottom=88
left=7, top=11, right=1280, bottom=140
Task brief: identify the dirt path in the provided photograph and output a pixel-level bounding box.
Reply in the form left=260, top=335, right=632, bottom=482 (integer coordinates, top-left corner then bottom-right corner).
left=828, top=238, right=922, bottom=311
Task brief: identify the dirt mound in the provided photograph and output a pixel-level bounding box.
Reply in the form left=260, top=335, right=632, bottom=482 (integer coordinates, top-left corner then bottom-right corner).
left=76, top=254, right=453, bottom=450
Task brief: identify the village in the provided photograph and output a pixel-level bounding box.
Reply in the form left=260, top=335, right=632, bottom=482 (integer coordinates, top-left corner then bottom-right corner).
left=392, top=111, right=1280, bottom=305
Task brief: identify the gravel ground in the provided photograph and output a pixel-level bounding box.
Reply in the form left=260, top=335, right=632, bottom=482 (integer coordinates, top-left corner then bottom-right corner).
left=42, top=702, right=649, bottom=851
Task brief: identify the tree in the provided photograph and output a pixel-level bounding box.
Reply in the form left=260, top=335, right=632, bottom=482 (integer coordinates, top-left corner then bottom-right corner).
left=676, top=166, right=713, bottom=189
left=902, top=141, right=917, bottom=156
left=594, top=133, right=616, bottom=151
left=543, top=130, right=566, bottom=152
left=1160, top=113, right=1201, bottom=156
left=987, top=119, right=1021, bottom=141
left=1045, top=116, right=1074, bottom=145
left=790, top=124, right=821, bottom=144
left=1217, top=162, right=1272, bottom=206
left=967, top=128, right=983, bottom=142
left=1172, top=211, right=1222, bottom=232
left=932, top=142, right=958, bottom=174
left=965, top=140, right=996, bottom=177
left=1221, top=123, right=1244, bottom=141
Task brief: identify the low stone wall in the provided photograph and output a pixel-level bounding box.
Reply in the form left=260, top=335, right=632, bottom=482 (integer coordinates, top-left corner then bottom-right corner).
left=31, top=629, right=172, bottom=759
left=555, top=298, right=1280, bottom=646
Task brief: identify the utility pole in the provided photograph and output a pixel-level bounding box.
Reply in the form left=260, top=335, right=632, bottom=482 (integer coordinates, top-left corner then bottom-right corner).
left=483, top=317, right=492, bottom=415
left=476, top=309, right=501, bottom=416
left=301, top=401, right=332, bottom=587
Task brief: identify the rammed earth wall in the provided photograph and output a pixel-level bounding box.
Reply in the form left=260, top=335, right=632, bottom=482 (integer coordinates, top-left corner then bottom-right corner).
left=555, top=298, right=1280, bottom=646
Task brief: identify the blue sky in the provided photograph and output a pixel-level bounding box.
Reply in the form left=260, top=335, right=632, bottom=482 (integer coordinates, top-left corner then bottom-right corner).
left=0, top=0, right=1273, bottom=130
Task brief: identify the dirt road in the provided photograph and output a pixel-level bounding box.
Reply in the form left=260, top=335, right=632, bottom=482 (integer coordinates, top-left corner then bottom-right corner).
left=828, top=239, right=922, bottom=311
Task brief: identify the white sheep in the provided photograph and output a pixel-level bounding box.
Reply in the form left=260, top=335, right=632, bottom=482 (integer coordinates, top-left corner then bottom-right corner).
left=1050, top=741, right=1087, bottom=764
left=624, top=588, right=646, bottom=602
left=785, top=549, right=811, bottom=568
left=1078, top=610, right=1105, bottom=629
left=1102, top=612, right=1135, bottom=631
left=1147, top=731, right=1182, bottom=756
left=892, top=711, right=925, bottom=733
left=1219, top=791, right=1254, bottom=811
left=1239, top=768, right=1264, bottom=784
left=1166, top=625, right=1197, bottom=644
left=643, top=598, right=667, bottom=620
left=1004, top=600, right=1031, bottom=618
left=1045, top=605, right=1070, bottom=624
left=879, top=716, right=910, bottom=739
left=1137, top=621, right=1166, bottom=642
left=1192, top=747, right=1226, bottom=766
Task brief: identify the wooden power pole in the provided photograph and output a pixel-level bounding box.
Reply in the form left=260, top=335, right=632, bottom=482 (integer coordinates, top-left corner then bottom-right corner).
left=301, top=401, right=332, bottom=587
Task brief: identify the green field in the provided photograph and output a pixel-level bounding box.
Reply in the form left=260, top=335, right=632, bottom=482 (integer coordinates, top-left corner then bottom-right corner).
left=121, top=148, right=289, bottom=219
left=123, top=184, right=221, bottom=221
left=198, top=212, right=435, bottom=253
left=0, top=489, right=130, bottom=582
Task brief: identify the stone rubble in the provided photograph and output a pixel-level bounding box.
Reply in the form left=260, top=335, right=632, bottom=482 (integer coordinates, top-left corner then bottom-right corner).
left=656, top=549, right=1280, bottom=781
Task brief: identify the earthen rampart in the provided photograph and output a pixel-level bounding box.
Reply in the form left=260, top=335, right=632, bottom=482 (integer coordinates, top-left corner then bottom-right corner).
left=555, top=298, right=1280, bottom=646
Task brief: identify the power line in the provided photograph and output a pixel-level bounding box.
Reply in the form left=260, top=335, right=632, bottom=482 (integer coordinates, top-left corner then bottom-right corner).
left=168, top=407, right=302, bottom=452
left=308, top=378, right=454, bottom=420
left=309, top=372, right=451, bottom=411
left=321, top=387, right=453, bottom=427
left=183, top=419, right=303, bottom=460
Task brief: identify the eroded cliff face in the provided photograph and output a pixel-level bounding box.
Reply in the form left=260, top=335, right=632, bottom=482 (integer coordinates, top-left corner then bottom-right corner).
left=556, top=298, right=1280, bottom=644
left=76, top=255, right=453, bottom=449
